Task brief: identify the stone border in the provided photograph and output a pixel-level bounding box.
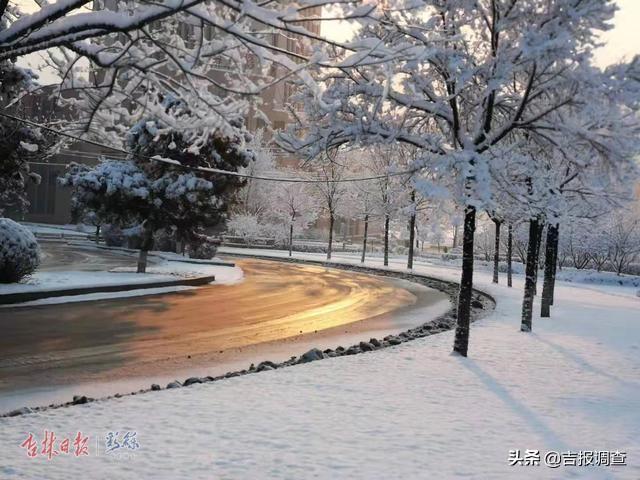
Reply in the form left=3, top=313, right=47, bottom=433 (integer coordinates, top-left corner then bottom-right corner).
left=1, top=256, right=494, bottom=417
left=0, top=275, right=216, bottom=306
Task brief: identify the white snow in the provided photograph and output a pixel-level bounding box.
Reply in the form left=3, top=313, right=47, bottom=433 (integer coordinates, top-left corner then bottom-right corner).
left=2, top=286, right=196, bottom=308
left=0, top=271, right=176, bottom=295
left=0, top=244, right=243, bottom=302
left=108, top=256, right=243, bottom=286
left=22, top=223, right=91, bottom=238
left=0, top=249, right=638, bottom=479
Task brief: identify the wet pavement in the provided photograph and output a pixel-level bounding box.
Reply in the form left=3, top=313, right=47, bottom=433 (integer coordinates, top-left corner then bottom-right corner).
left=0, top=244, right=450, bottom=411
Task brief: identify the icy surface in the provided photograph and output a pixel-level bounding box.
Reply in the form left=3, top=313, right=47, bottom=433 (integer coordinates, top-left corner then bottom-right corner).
left=0, top=249, right=638, bottom=478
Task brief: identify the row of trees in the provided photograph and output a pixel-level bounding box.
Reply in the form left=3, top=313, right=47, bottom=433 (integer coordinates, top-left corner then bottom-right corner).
left=476, top=211, right=640, bottom=277
left=278, top=0, right=640, bottom=357
left=228, top=143, right=456, bottom=266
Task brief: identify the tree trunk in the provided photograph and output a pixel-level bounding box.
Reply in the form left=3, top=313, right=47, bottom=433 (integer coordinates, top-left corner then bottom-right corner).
left=361, top=214, right=369, bottom=263
left=452, top=224, right=459, bottom=249
left=521, top=218, right=539, bottom=332
left=453, top=206, right=476, bottom=357
left=492, top=219, right=501, bottom=284
left=137, top=226, right=154, bottom=274
left=407, top=191, right=416, bottom=269
left=549, top=224, right=559, bottom=306
left=541, top=223, right=559, bottom=317
left=533, top=222, right=544, bottom=296
left=288, top=223, right=294, bottom=257
left=327, top=212, right=334, bottom=260
left=507, top=224, right=513, bottom=288
left=383, top=213, right=390, bottom=267
left=95, top=225, right=101, bottom=244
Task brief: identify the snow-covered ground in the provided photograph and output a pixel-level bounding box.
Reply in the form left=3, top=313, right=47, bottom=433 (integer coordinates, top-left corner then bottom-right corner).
left=2, top=285, right=197, bottom=308
left=0, top=270, right=181, bottom=295
left=22, top=223, right=92, bottom=238
left=109, top=258, right=242, bottom=284
left=1, top=249, right=638, bottom=479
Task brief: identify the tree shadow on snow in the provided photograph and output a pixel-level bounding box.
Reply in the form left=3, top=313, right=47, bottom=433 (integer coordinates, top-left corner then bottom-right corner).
left=530, top=334, right=639, bottom=389
left=456, top=357, right=570, bottom=452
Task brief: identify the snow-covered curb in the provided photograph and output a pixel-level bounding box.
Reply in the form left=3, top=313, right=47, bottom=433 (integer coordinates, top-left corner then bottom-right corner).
left=22, top=222, right=93, bottom=240
left=0, top=270, right=179, bottom=296
left=0, top=273, right=216, bottom=306
left=69, top=241, right=236, bottom=268
left=1, top=257, right=494, bottom=417
left=0, top=245, right=243, bottom=306
left=3, top=285, right=198, bottom=308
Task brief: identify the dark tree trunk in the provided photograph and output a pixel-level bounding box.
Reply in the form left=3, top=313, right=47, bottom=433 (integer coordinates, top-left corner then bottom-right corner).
left=541, top=223, right=559, bottom=317
left=383, top=213, right=390, bottom=267
left=407, top=191, right=416, bottom=269
left=288, top=223, right=294, bottom=257
left=327, top=212, right=334, bottom=260
left=533, top=222, right=544, bottom=296
left=492, top=219, right=501, bottom=284
left=549, top=224, right=559, bottom=306
left=507, top=224, right=513, bottom=288
left=95, top=225, right=101, bottom=244
left=521, top=218, right=540, bottom=332
left=452, top=224, right=459, bottom=249
left=361, top=214, right=369, bottom=263
left=137, top=226, right=154, bottom=274
left=453, top=206, right=476, bottom=357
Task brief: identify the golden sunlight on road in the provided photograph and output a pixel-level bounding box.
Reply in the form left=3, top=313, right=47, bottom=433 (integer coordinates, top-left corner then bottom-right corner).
left=0, top=258, right=430, bottom=404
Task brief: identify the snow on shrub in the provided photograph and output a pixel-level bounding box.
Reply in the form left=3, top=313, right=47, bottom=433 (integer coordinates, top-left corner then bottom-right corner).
left=0, top=218, right=41, bottom=283
left=188, top=235, right=220, bottom=259
left=103, top=225, right=126, bottom=247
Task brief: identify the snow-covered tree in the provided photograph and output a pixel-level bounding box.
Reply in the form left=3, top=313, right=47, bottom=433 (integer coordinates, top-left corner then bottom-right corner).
left=367, top=144, right=408, bottom=266
left=0, top=1, right=374, bottom=148
left=606, top=211, right=640, bottom=275
left=272, top=181, right=320, bottom=256
left=226, top=214, right=276, bottom=244
left=234, top=130, right=277, bottom=218
left=61, top=97, right=251, bottom=271
left=282, top=0, right=633, bottom=355
left=308, top=152, right=349, bottom=260
left=0, top=61, right=56, bottom=215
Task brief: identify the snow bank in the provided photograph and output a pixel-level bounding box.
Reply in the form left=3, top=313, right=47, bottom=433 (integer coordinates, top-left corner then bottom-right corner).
left=2, top=286, right=197, bottom=308
left=0, top=271, right=176, bottom=295
left=0, top=247, right=243, bottom=302
left=109, top=258, right=243, bottom=285
left=0, top=249, right=638, bottom=479
left=22, top=223, right=90, bottom=238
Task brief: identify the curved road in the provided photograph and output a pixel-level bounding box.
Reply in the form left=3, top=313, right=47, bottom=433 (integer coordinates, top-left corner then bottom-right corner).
left=0, top=243, right=450, bottom=411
